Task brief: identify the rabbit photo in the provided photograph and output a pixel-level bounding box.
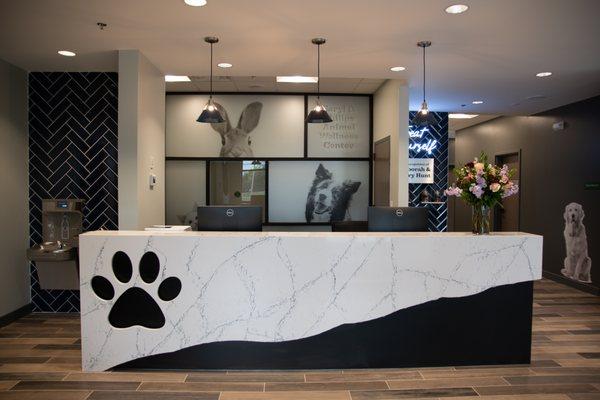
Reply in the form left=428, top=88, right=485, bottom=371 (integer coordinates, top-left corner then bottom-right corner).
left=210, top=102, right=263, bottom=157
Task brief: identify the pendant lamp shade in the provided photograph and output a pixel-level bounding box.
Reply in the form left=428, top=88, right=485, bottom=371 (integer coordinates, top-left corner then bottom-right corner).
left=411, top=101, right=437, bottom=127
left=410, top=41, right=436, bottom=127
left=197, top=36, right=225, bottom=124
left=307, top=38, right=332, bottom=124
left=196, top=99, right=225, bottom=123
left=306, top=101, right=333, bottom=123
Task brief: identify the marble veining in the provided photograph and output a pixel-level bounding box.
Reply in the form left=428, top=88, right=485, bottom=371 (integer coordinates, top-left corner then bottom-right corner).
left=80, top=231, right=543, bottom=371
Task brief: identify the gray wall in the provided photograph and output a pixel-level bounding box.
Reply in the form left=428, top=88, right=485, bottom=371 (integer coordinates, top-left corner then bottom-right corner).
left=0, top=59, right=30, bottom=317
left=455, top=95, right=600, bottom=289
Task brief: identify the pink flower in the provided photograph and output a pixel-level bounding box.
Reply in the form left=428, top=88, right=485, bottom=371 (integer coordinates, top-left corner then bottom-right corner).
left=500, top=175, right=509, bottom=184
left=490, top=183, right=501, bottom=192
left=444, top=186, right=462, bottom=197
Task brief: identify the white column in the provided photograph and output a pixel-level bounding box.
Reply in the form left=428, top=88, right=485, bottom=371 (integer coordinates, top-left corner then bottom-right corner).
left=118, top=50, right=166, bottom=229
left=373, top=79, right=409, bottom=206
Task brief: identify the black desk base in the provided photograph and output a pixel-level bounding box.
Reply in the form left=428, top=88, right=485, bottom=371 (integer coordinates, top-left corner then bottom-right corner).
left=118, top=281, right=533, bottom=370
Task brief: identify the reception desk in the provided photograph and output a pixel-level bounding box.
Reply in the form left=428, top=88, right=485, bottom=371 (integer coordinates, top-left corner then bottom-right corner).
left=80, top=231, right=542, bottom=372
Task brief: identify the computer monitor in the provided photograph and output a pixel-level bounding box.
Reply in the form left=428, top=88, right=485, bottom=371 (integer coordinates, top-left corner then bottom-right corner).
left=196, top=206, right=263, bottom=231
left=367, top=207, right=429, bottom=232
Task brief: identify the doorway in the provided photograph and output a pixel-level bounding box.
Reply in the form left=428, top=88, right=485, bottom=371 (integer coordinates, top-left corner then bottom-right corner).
left=494, top=151, right=521, bottom=231
left=208, top=160, right=267, bottom=222
left=373, top=137, right=390, bottom=206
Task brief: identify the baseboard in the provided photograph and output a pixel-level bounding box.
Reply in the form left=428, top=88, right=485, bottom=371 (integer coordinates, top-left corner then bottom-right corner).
left=543, top=270, right=600, bottom=296
left=0, top=303, right=33, bottom=327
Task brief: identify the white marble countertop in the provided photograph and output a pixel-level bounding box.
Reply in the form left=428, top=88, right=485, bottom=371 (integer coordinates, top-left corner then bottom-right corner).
left=82, top=230, right=540, bottom=238
left=80, top=230, right=543, bottom=371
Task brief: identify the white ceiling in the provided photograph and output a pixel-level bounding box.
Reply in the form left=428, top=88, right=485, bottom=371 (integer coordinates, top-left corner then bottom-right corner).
left=1, top=0, right=600, bottom=115
left=167, top=76, right=384, bottom=94
left=448, top=114, right=499, bottom=131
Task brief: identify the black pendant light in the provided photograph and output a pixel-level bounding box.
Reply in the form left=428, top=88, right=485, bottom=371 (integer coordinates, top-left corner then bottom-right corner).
left=197, top=36, right=225, bottom=123
left=306, top=38, right=333, bottom=123
left=411, top=40, right=437, bottom=127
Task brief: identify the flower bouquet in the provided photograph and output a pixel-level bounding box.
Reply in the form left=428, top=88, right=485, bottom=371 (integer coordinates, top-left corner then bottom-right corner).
left=445, top=152, right=519, bottom=234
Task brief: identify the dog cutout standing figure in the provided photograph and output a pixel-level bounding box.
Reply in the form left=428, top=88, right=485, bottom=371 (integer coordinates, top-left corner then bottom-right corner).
left=209, top=102, right=263, bottom=157
left=562, top=202, right=592, bottom=283
left=177, top=202, right=201, bottom=231
left=305, top=163, right=361, bottom=223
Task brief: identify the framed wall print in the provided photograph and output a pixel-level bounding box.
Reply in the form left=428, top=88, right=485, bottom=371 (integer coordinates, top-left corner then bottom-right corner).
left=268, top=160, right=369, bottom=223
left=306, top=95, right=371, bottom=158
left=166, top=94, right=305, bottom=158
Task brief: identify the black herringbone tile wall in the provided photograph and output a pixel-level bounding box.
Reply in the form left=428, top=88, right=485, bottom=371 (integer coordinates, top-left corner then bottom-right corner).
left=408, top=111, right=449, bottom=232
left=28, top=72, right=118, bottom=312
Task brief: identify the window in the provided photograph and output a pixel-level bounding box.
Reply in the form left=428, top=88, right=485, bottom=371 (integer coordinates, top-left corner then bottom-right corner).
left=208, top=160, right=267, bottom=222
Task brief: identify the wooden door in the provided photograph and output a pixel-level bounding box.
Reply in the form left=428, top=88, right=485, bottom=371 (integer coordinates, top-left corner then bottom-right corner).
left=373, top=137, right=391, bottom=206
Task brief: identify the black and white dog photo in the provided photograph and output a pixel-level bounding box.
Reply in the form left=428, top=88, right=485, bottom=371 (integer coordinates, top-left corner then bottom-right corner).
left=562, top=202, right=592, bottom=283
left=305, top=163, right=361, bottom=223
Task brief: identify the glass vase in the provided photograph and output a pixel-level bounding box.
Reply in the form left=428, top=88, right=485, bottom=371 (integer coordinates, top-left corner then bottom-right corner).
left=471, top=205, right=491, bottom=234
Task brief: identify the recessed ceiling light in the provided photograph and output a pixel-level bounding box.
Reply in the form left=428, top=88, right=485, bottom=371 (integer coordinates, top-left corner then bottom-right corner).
left=58, top=50, right=76, bottom=57
left=184, top=0, right=207, bottom=6
left=445, top=4, right=469, bottom=14
left=164, top=75, right=191, bottom=82
left=276, top=76, right=318, bottom=83
left=472, top=100, right=484, bottom=104
left=449, top=113, right=478, bottom=119
left=390, top=66, right=406, bottom=72
left=217, top=63, right=233, bottom=68
left=536, top=71, right=552, bottom=77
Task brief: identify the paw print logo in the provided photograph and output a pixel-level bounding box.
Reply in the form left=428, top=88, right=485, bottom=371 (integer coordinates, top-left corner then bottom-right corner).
left=91, top=251, right=182, bottom=329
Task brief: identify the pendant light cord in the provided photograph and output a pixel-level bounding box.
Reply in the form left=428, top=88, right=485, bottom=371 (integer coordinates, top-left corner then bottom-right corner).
left=422, top=45, right=426, bottom=102
left=209, top=42, right=213, bottom=100
left=317, top=43, right=321, bottom=100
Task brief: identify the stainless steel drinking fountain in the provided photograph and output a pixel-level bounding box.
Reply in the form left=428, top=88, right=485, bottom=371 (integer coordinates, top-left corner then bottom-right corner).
left=27, top=199, right=85, bottom=290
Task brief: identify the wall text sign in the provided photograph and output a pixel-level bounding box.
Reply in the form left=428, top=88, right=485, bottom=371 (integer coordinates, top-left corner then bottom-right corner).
left=408, top=158, right=435, bottom=184
left=409, top=126, right=438, bottom=155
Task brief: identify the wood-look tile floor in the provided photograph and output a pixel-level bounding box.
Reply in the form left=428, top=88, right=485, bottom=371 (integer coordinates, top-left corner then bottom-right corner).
left=2, top=279, right=600, bottom=400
